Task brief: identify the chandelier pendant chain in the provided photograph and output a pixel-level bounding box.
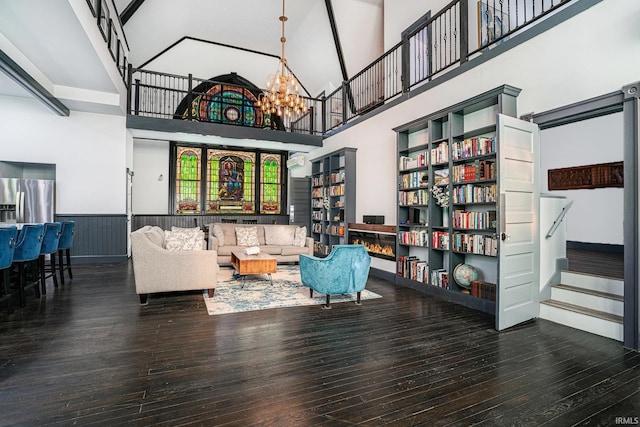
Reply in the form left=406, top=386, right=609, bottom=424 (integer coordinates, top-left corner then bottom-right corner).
left=256, top=0, right=307, bottom=119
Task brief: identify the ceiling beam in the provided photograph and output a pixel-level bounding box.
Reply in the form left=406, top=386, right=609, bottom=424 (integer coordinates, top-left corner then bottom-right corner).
left=0, top=49, right=69, bottom=116
left=324, top=0, right=348, bottom=81
left=120, top=0, right=146, bottom=25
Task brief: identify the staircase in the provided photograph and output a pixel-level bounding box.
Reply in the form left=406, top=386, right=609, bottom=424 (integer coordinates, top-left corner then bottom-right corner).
left=540, top=270, right=624, bottom=341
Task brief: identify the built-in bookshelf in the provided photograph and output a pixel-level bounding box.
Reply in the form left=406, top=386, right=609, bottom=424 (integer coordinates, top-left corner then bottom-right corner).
left=394, top=85, right=541, bottom=330
left=310, top=148, right=356, bottom=257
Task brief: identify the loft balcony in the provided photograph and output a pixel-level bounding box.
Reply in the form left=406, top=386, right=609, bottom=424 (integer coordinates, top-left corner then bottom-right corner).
left=126, top=0, right=577, bottom=146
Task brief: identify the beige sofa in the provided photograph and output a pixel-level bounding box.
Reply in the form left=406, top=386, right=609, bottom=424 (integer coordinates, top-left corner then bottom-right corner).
left=208, top=223, right=313, bottom=265
left=131, top=226, right=219, bottom=304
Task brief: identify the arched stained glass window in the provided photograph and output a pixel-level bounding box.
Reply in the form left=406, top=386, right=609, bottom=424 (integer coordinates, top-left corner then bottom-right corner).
left=260, top=153, right=282, bottom=214
left=176, top=146, right=202, bottom=213
left=207, top=149, right=256, bottom=214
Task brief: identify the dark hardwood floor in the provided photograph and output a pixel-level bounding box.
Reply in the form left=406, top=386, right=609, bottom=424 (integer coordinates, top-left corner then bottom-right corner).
left=0, top=261, right=638, bottom=426
left=566, top=248, right=624, bottom=280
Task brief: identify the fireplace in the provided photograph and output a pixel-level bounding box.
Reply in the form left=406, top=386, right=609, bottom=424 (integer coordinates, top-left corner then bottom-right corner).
left=348, top=223, right=396, bottom=261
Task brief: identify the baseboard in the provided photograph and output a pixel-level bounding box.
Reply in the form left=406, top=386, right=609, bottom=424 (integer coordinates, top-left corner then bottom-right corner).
left=72, top=255, right=129, bottom=264
left=370, top=267, right=396, bottom=283
left=567, top=241, right=624, bottom=254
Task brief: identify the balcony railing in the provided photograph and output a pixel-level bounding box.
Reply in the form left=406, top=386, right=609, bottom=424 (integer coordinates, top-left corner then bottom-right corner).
left=85, top=0, right=129, bottom=84
left=128, top=69, right=324, bottom=135
left=127, top=0, right=574, bottom=136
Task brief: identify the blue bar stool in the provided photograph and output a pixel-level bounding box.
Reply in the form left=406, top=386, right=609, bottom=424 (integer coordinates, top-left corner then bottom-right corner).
left=0, top=226, right=18, bottom=314
left=39, top=222, right=62, bottom=295
left=57, top=221, right=76, bottom=285
left=12, top=224, right=44, bottom=307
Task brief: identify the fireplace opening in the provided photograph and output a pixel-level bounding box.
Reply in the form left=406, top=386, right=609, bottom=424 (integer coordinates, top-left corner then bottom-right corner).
left=348, top=230, right=396, bottom=261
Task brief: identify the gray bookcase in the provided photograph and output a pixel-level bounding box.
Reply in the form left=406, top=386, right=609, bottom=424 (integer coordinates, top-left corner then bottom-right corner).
left=310, top=148, right=356, bottom=257
left=394, top=85, right=542, bottom=330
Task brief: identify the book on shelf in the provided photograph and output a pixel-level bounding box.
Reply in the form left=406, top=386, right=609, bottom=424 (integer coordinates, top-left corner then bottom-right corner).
left=434, top=169, right=450, bottom=186
left=452, top=210, right=497, bottom=229
left=431, top=268, right=449, bottom=288
left=471, top=280, right=496, bottom=301
left=430, top=142, right=449, bottom=164
left=452, top=137, right=496, bottom=160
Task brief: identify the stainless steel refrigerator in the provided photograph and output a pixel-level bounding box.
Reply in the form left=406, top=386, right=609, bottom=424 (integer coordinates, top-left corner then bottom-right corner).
left=0, top=178, right=55, bottom=223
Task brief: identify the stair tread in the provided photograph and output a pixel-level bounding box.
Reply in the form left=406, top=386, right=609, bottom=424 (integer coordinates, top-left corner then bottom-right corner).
left=553, top=284, right=623, bottom=301
left=560, top=269, right=623, bottom=282
left=540, top=299, right=623, bottom=323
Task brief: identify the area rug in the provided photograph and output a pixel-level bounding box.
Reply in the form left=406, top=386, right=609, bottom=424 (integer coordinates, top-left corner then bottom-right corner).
left=202, top=265, right=382, bottom=315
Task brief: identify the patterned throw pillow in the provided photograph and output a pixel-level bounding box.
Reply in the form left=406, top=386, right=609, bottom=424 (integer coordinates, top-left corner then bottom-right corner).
left=264, top=225, right=296, bottom=246
left=165, top=229, right=204, bottom=251
left=292, top=226, right=307, bottom=247
left=212, top=224, right=225, bottom=246
left=236, top=226, right=260, bottom=246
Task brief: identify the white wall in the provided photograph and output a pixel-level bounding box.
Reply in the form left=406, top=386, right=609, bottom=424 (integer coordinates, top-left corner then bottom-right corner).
left=312, top=0, right=638, bottom=272
left=383, top=0, right=450, bottom=50
left=0, top=95, right=127, bottom=214
left=132, top=139, right=170, bottom=214
left=540, top=113, right=624, bottom=245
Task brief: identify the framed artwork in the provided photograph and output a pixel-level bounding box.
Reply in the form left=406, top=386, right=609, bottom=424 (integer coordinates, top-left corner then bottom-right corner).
left=477, top=1, right=509, bottom=48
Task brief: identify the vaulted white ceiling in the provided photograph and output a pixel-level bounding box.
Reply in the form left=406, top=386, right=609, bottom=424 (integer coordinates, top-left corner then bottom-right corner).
left=114, top=0, right=384, bottom=96
left=0, top=0, right=384, bottom=112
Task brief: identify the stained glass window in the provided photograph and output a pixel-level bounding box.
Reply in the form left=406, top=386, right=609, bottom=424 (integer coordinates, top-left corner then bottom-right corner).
left=260, top=153, right=282, bottom=214
left=207, top=150, right=256, bottom=214
left=172, top=144, right=286, bottom=215
left=176, top=146, right=202, bottom=213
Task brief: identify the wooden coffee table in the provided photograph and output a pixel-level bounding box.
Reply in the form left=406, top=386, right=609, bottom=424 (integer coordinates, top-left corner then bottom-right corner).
left=230, top=250, right=277, bottom=286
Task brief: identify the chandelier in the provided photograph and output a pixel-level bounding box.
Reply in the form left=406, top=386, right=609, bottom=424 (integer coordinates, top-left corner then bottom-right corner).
left=256, top=0, right=307, bottom=118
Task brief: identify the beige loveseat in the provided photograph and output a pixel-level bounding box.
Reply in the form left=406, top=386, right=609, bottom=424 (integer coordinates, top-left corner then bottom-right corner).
left=208, top=223, right=313, bottom=265
left=131, top=226, right=219, bottom=304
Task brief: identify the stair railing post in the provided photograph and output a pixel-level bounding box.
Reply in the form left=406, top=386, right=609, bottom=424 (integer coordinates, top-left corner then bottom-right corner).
left=187, top=73, right=193, bottom=121
left=401, top=30, right=410, bottom=93
left=459, top=0, right=469, bottom=64
left=321, top=95, right=327, bottom=134
left=134, top=78, right=140, bottom=116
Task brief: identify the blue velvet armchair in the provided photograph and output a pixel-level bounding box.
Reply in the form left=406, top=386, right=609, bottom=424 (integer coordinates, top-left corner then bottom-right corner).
left=299, top=245, right=371, bottom=308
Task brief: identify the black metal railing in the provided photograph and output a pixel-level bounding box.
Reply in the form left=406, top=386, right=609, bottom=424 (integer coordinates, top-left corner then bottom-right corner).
left=85, top=0, right=129, bottom=85
left=129, top=69, right=324, bottom=135
left=127, top=0, right=574, bottom=135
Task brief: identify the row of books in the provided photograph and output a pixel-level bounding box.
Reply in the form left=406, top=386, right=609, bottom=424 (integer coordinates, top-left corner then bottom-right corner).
left=312, top=211, right=326, bottom=221
left=452, top=210, right=497, bottom=230
left=330, top=184, right=345, bottom=196
left=312, top=223, right=322, bottom=233
left=434, top=169, right=450, bottom=186
left=400, top=171, right=428, bottom=189
left=471, top=280, right=496, bottom=301
left=312, top=170, right=346, bottom=187
left=431, top=142, right=449, bottom=164
left=432, top=231, right=450, bottom=250
left=330, top=170, right=345, bottom=184
left=452, top=160, right=497, bottom=183
left=312, top=198, right=323, bottom=208
left=452, top=233, right=498, bottom=256
left=399, top=188, right=429, bottom=206
left=452, top=183, right=498, bottom=204
left=397, top=255, right=428, bottom=283
left=431, top=269, right=450, bottom=289
left=329, top=225, right=345, bottom=236
left=452, top=137, right=496, bottom=160
left=398, top=229, right=429, bottom=247
left=313, top=242, right=334, bottom=256
left=311, top=187, right=326, bottom=198
left=399, top=151, right=428, bottom=170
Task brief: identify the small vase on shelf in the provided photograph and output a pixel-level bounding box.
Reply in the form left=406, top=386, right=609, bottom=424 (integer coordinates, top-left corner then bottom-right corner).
left=442, top=207, right=449, bottom=227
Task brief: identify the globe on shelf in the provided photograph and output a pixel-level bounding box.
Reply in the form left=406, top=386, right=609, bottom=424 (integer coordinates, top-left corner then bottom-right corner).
left=453, top=263, right=479, bottom=288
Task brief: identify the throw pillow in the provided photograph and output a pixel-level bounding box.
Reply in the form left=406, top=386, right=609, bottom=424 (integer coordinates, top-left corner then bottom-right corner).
left=212, top=224, right=225, bottom=246
left=264, top=225, right=296, bottom=246
left=165, top=229, right=204, bottom=251
left=236, top=226, right=260, bottom=246
left=293, top=226, right=307, bottom=247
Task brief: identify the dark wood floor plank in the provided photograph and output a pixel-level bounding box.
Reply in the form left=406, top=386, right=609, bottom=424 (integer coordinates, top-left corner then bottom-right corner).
left=0, top=261, right=637, bottom=426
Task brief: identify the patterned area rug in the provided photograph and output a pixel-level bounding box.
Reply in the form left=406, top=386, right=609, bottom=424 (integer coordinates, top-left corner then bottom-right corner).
left=203, top=265, right=382, bottom=315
